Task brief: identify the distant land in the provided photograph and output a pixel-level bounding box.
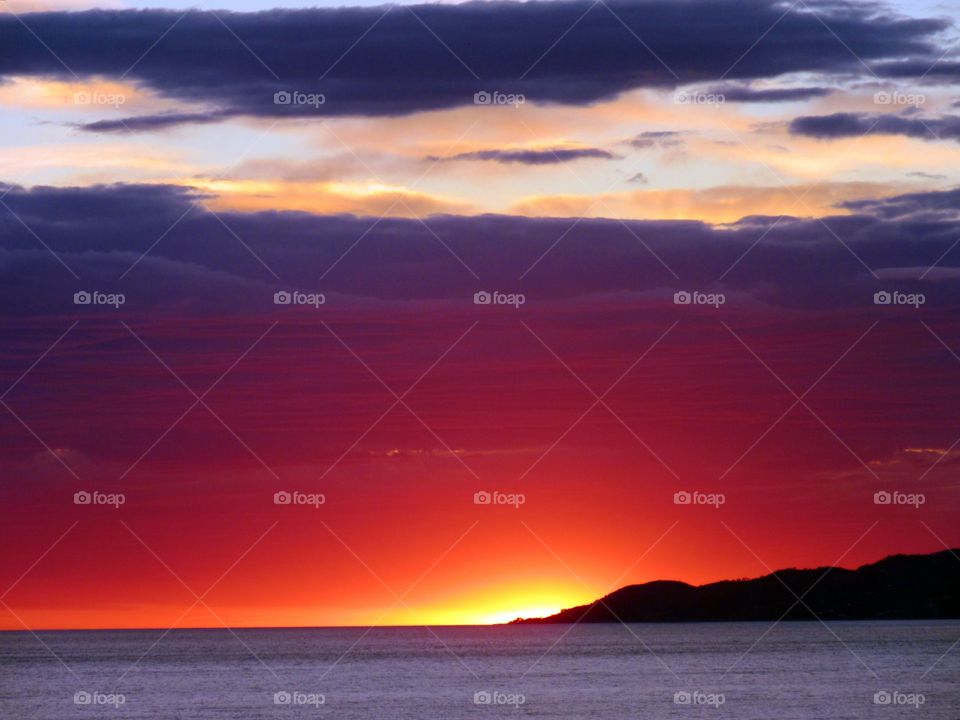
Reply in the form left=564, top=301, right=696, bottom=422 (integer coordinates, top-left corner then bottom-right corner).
left=512, top=550, right=960, bottom=624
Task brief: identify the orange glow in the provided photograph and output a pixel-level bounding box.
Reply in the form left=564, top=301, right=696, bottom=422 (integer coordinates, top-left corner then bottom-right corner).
left=199, top=178, right=475, bottom=217
left=391, top=582, right=592, bottom=626
left=512, top=181, right=910, bottom=223
left=0, top=76, right=154, bottom=111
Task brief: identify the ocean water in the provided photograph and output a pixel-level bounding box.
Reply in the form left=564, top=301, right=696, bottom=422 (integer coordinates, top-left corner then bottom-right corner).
left=1, top=621, right=957, bottom=718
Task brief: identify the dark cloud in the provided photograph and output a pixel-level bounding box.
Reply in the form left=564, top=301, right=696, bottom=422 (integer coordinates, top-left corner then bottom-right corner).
left=629, top=131, right=684, bottom=149
left=0, top=0, right=949, bottom=127
left=429, top=147, right=616, bottom=164
left=2, top=181, right=960, bottom=318
left=0, top=181, right=207, bottom=226
left=790, top=112, right=960, bottom=141
left=78, top=111, right=231, bottom=133
left=876, top=59, right=960, bottom=82
left=840, top=187, right=960, bottom=220
left=708, top=85, right=833, bottom=102
left=4, top=181, right=960, bottom=471
left=0, top=180, right=960, bottom=480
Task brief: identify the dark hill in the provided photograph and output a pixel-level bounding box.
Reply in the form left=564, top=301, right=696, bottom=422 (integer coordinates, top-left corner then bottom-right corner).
left=513, top=550, right=960, bottom=623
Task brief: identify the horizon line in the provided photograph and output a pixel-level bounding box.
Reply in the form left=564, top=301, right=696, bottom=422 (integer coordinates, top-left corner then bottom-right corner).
left=5, top=617, right=959, bottom=633
left=5, top=547, right=955, bottom=633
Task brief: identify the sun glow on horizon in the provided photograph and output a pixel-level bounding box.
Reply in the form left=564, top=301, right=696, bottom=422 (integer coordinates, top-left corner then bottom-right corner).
left=479, top=606, right=563, bottom=625
left=390, top=583, right=590, bottom=627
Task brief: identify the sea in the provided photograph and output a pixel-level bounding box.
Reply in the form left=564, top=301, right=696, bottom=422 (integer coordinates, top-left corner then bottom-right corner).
left=1, top=621, right=957, bottom=718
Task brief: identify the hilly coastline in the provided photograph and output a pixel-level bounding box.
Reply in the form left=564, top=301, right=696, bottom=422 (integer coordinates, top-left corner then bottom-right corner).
left=512, top=550, right=960, bottom=624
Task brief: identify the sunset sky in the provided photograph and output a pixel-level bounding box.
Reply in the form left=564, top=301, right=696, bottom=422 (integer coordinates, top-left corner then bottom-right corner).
left=1, top=0, right=960, bottom=630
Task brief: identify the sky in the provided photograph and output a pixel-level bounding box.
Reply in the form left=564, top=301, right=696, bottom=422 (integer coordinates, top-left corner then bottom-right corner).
left=1, top=0, right=960, bottom=630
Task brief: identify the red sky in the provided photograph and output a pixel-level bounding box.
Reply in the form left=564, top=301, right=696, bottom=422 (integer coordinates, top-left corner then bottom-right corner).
left=3, top=303, right=958, bottom=630
left=1, top=0, right=959, bottom=631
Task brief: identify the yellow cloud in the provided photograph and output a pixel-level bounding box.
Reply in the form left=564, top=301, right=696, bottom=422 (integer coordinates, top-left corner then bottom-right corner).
left=512, top=181, right=911, bottom=223
left=0, top=76, right=147, bottom=111
left=199, top=178, right=475, bottom=218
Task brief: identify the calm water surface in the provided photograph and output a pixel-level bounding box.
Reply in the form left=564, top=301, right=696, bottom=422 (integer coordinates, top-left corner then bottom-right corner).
left=1, top=621, right=958, bottom=718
